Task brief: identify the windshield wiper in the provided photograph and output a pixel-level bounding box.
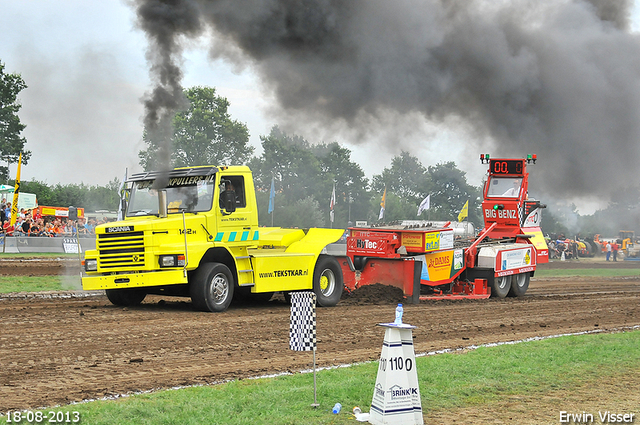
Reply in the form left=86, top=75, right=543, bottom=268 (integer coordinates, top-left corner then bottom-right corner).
left=127, top=209, right=157, bottom=216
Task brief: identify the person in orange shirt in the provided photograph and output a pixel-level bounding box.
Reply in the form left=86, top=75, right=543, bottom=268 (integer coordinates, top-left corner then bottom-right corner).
left=2, top=221, right=14, bottom=236
left=611, top=241, right=620, bottom=262
left=44, top=221, right=54, bottom=237
left=51, top=219, right=63, bottom=236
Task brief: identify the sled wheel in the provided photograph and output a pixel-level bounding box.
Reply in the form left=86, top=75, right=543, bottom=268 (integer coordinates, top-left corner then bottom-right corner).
left=508, top=272, right=530, bottom=297
left=490, top=275, right=511, bottom=298
left=105, top=288, right=147, bottom=307
left=313, top=255, right=343, bottom=307
left=190, top=263, right=234, bottom=312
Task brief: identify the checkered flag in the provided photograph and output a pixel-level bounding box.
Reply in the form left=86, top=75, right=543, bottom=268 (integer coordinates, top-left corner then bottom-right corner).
left=289, top=292, right=317, bottom=351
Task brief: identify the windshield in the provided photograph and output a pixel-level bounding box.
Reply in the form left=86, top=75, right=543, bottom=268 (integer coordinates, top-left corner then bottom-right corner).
left=487, top=176, right=523, bottom=198
left=127, top=176, right=216, bottom=217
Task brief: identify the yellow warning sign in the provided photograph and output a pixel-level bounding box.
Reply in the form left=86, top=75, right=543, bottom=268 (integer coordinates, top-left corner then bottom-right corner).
left=401, top=233, right=423, bottom=249
left=424, top=251, right=453, bottom=281
left=424, top=233, right=440, bottom=251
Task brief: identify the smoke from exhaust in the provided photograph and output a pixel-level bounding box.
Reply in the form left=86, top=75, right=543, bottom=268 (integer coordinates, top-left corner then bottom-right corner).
left=133, top=0, right=640, bottom=202
left=134, top=0, right=203, bottom=182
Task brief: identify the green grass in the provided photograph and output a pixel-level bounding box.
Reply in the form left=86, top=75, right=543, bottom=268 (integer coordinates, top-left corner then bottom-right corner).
left=3, top=331, right=638, bottom=424
left=0, top=254, right=82, bottom=293
left=1, top=268, right=639, bottom=423
left=0, top=275, right=82, bottom=293
left=535, top=268, right=640, bottom=278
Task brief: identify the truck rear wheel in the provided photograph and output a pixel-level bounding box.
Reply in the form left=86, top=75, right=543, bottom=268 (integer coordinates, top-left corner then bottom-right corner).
left=508, top=273, right=530, bottom=297
left=105, top=288, right=147, bottom=307
left=490, top=275, right=511, bottom=298
left=313, top=255, right=343, bottom=307
left=190, top=263, right=234, bottom=312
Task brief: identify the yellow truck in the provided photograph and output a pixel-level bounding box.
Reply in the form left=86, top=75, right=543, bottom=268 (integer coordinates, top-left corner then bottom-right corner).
left=81, top=165, right=345, bottom=312
left=620, top=231, right=640, bottom=258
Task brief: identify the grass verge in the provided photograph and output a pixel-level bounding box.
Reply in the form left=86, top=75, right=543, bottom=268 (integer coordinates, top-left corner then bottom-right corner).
left=0, top=276, right=81, bottom=293
left=535, top=268, right=640, bottom=278
left=3, top=330, right=638, bottom=425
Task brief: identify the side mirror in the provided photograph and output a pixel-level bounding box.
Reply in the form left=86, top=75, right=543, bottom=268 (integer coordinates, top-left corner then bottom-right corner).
left=223, top=190, right=236, bottom=213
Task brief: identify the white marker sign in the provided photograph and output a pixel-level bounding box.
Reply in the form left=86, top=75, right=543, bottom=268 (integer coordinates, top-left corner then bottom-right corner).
left=369, top=323, right=423, bottom=425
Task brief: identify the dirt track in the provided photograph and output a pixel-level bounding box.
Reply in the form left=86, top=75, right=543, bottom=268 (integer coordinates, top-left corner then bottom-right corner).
left=1, top=258, right=640, bottom=418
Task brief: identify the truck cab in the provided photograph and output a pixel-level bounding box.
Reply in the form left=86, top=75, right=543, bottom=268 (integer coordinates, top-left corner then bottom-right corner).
left=82, top=166, right=344, bottom=312
left=480, top=156, right=548, bottom=264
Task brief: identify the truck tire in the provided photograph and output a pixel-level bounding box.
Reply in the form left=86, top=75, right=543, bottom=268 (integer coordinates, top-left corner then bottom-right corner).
left=105, top=288, right=147, bottom=307
left=508, top=272, right=530, bottom=297
left=190, top=263, right=234, bottom=312
left=313, top=255, right=343, bottom=307
left=490, top=275, right=511, bottom=298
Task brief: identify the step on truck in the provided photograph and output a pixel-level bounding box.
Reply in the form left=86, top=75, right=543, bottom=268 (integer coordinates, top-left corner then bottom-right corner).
left=81, top=166, right=345, bottom=312
left=340, top=154, right=549, bottom=301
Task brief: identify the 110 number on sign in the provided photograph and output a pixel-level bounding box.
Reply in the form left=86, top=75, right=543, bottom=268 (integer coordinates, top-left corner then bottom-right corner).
left=379, top=356, right=413, bottom=372
left=5, top=411, right=80, bottom=423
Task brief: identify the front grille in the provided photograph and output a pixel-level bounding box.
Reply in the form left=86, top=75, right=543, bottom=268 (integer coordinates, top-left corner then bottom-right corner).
left=97, top=231, right=145, bottom=269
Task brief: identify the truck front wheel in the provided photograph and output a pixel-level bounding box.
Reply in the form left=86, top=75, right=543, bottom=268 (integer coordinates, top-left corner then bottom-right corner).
left=508, top=273, right=530, bottom=297
left=105, top=288, right=146, bottom=307
left=490, top=275, right=511, bottom=298
left=313, top=255, right=343, bottom=307
left=190, top=263, right=235, bottom=312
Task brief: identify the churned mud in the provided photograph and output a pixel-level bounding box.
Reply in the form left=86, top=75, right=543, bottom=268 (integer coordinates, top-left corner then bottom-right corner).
left=0, top=257, right=639, bottom=424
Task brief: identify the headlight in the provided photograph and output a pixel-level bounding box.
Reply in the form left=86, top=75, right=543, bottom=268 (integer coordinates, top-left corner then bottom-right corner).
left=84, top=259, right=98, bottom=272
left=159, top=255, right=185, bottom=268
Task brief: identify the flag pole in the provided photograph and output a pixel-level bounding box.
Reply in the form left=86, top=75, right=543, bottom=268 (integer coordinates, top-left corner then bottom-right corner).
left=268, top=174, right=275, bottom=227
left=329, top=183, right=336, bottom=228
left=312, top=346, right=318, bottom=407
left=289, top=292, right=319, bottom=407
left=379, top=186, right=386, bottom=222
left=5, top=153, right=22, bottom=253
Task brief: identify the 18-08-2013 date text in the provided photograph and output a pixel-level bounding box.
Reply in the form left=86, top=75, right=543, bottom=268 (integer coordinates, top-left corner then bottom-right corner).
left=5, top=410, right=80, bottom=423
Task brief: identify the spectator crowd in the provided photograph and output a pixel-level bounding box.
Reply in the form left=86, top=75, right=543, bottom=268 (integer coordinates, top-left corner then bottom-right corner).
left=1, top=198, right=106, bottom=237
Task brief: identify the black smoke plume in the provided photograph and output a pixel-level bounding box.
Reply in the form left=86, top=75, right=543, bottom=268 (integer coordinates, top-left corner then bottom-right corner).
left=134, top=0, right=640, bottom=202
left=134, top=0, right=203, bottom=183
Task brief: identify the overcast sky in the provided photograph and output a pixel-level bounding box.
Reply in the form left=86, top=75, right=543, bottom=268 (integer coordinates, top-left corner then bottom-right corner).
left=2, top=1, right=640, bottom=214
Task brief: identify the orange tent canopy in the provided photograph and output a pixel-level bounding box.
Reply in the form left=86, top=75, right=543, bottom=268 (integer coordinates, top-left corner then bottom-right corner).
left=35, top=206, right=85, bottom=219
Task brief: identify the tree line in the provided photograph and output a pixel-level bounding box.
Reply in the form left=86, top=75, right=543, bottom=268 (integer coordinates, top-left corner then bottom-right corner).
left=7, top=136, right=482, bottom=230
left=3, top=64, right=631, bottom=236
left=10, top=179, right=123, bottom=214
left=134, top=86, right=640, bottom=237
left=134, top=86, right=484, bottom=228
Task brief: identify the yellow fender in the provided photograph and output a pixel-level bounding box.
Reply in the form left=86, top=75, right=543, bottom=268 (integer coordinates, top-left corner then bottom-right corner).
left=285, top=228, right=345, bottom=255
left=251, top=228, right=344, bottom=294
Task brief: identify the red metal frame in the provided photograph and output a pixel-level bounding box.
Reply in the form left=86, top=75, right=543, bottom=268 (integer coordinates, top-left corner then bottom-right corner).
left=340, top=155, right=547, bottom=302
left=346, top=230, right=401, bottom=259
left=339, top=257, right=421, bottom=303
left=420, top=279, right=490, bottom=300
